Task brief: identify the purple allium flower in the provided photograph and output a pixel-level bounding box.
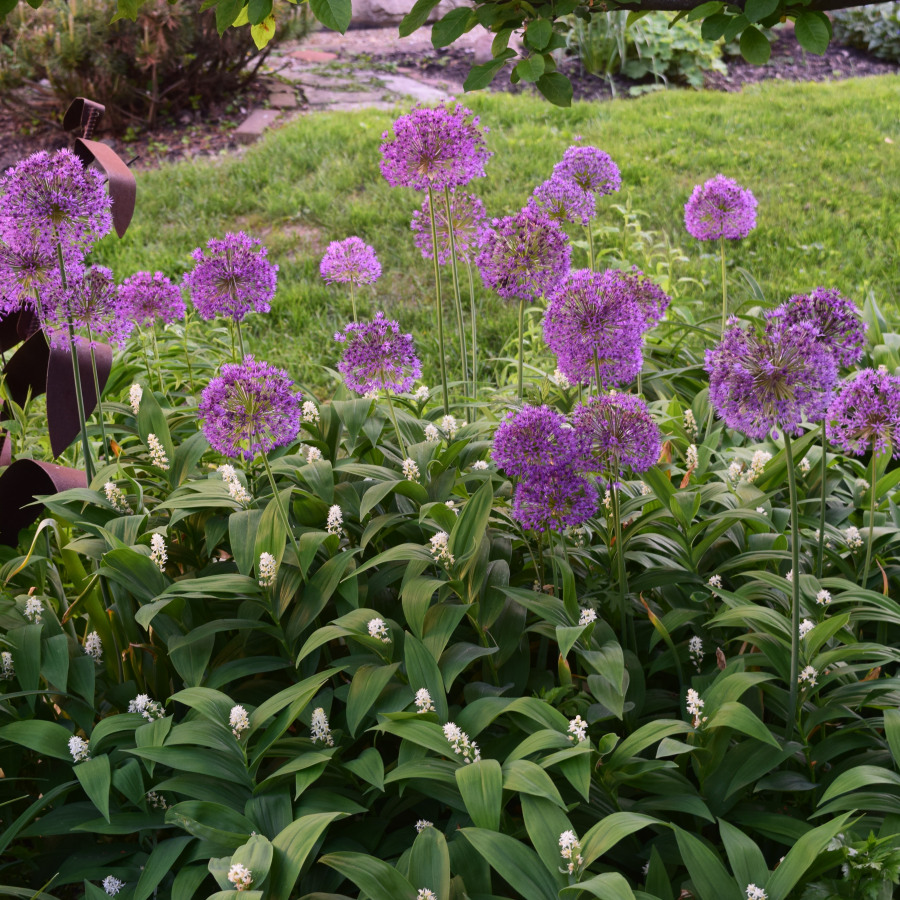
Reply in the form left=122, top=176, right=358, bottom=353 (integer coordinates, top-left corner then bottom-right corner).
left=826, top=368, right=900, bottom=458
left=0, top=225, right=74, bottom=317
left=767, top=287, right=866, bottom=369
left=611, top=266, right=672, bottom=331
left=380, top=102, right=492, bottom=192
left=573, top=393, right=661, bottom=482
left=118, top=271, right=186, bottom=328
left=334, top=312, right=422, bottom=395
left=199, top=356, right=301, bottom=461
left=512, top=470, right=597, bottom=532
left=410, top=190, right=487, bottom=265
left=44, top=265, right=133, bottom=347
left=492, top=404, right=588, bottom=478
left=0, top=149, right=112, bottom=250
left=552, top=146, right=621, bottom=197
left=183, top=232, right=278, bottom=323
left=706, top=318, right=838, bottom=440
left=319, top=237, right=382, bottom=286
left=476, top=207, right=570, bottom=302
left=684, top=175, right=757, bottom=242
left=543, top=269, right=644, bottom=388
left=528, top=176, right=595, bottom=227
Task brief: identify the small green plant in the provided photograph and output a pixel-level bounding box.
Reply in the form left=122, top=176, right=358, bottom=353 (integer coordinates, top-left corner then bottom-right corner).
left=832, top=2, right=900, bottom=62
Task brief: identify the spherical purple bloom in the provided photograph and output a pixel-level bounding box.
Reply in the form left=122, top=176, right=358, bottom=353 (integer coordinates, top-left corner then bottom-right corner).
left=543, top=269, right=644, bottom=389
left=528, top=176, right=595, bottom=227
left=319, top=237, right=381, bottom=286
left=513, top=470, right=597, bottom=532
left=119, top=271, right=186, bottom=327
left=767, top=287, right=866, bottom=369
left=826, top=368, right=900, bottom=458
left=553, top=146, right=621, bottom=197
left=573, top=393, right=661, bottom=482
left=706, top=318, right=838, bottom=440
left=44, top=265, right=133, bottom=347
left=410, top=190, right=487, bottom=265
left=380, top=102, right=492, bottom=192
left=334, top=311, right=422, bottom=395
left=199, top=355, right=301, bottom=461
left=476, top=207, right=570, bottom=302
left=611, top=266, right=672, bottom=331
left=0, top=224, right=75, bottom=317
left=184, top=232, right=278, bottom=323
left=0, top=149, right=112, bottom=250
left=492, top=404, right=587, bottom=478
left=684, top=175, right=757, bottom=242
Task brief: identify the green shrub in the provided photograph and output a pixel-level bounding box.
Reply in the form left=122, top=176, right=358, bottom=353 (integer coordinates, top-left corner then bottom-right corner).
left=832, top=2, right=900, bottom=62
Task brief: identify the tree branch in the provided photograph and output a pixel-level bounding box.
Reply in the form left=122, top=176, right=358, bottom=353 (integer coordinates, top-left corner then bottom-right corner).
left=606, top=0, right=880, bottom=11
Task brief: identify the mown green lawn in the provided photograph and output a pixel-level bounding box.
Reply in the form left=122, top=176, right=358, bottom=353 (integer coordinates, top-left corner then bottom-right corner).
left=95, top=75, right=900, bottom=388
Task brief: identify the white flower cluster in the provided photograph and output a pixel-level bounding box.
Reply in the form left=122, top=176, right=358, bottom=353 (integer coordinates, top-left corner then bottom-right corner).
left=747, top=450, right=772, bottom=483
left=227, top=863, right=253, bottom=891
left=727, top=460, right=744, bottom=486
left=128, top=382, right=142, bottom=415
left=814, top=529, right=834, bottom=550
left=415, top=819, right=433, bottom=832
left=417, top=890, right=437, bottom=900
left=311, top=707, right=334, bottom=746
left=84, top=631, right=103, bottom=661
left=559, top=830, right=584, bottom=875
left=146, top=791, right=167, bottom=809
left=147, top=432, right=169, bottom=470
left=550, top=368, right=571, bottom=389
left=441, top=415, right=458, bottom=439
left=686, top=688, right=706, bottom=728
left=258, top=552, right=278, bottom=588
left=430, top=531, right=454, bottom=566
left=798, top=665, right=818, bottom=688
left=602, top=489, right=612, bottom=511
left=578, top=608, right=597, bottom=626
left=708, top=574, right=723, bottom=591
left=327, top=504, right=343, bottom=535
left=639, top=481, right=652, bottom=496
left=746, top=885, right=767, bottom=900
left=816, top=589, right=832, bottom=606
left=756, top=506, right=767, bottom=516
left=443, top=722, right=480, bottom=763
left=424, top=423, right=440, bottom=442
left=230, top=704, right=250, bottom=738
left=1, top=651, right=14, bottom=679
left=218, top=464, right=250, bottom=504
left=403, top=458, right=420, bottom=482
left=102, top=876, right=125, bottom=896
left=471, top=460, right=489, bottom=471
left=414, top=385, right=430, bottom=402
left=800, top=456, right=811, bottom=474
left=307, top=446, right=323, bottom=463
left=844, top=526, right=863, bottom=549
left=302, top=400, right=320, bottom=424
left=785, top=569, right=794, bottom=583
left=689, top=635, right=703, bottom=672
left=150, top=533, right=167, bottom=572
left=367, top=617, right=391, bottom=643
left=69, top=735, right=90, bottom=762
left=415, top=688, right=435, bottom=713
left=567, top=715, right=587, bottom=742
left=104, top=481, right=132, bottom=513
left=799, top=619, right=815, bottom=638
left=128, top=694, right=165, bottom=721
left=683, top=409, right=698, bottom=441
left=686, top=444, right=699, bottom=471
left=24, top=596, right=43, bottom=624
left=445, top=499, right=459, bottom=516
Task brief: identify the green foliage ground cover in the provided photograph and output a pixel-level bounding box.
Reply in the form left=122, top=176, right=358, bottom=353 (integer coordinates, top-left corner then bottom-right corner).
left=95, top=76, right=900, bottom=389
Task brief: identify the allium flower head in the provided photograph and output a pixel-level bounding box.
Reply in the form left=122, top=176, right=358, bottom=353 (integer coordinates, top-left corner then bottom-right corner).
left=310, top=707, right=334, bottom=746
left=492, top=405, right=586, bottom=478
left=543, top=269, right=644, bottom=388
left=612, top=266, right=672, bottom=331
left=706, top=318, right=837, bottom=440
left=684, top=174, right=757, bottom=241
left=826, top=368, right=900, bottom=458
left=119, top=271, right=186, bottom=327
left=768, top=287, right=866, bottom=369
left=411, top=190, right=487, bottom=264
left=380, top=102, right=491, bottom=191
left=44, top=265, right=133, bottom=346
left=0, top=226, right=72, bottom=317
left=512, top=470, right=597, bottom=533
left=553, top=145, right=621, bottom=197
left=0, top=148, right=112, bottom=249
left=335, top=312, right=422, bottom=395
left=199, top=356, right=301, bottom=461
left=573, top=393, right=661, bottom=483
left=529, top=175, right=595, bottom=227
left=476, top=207, right=570, bottom=302
left=320, top=236, right=381, bottom=286
left=184, top=232, right=278, bottom=323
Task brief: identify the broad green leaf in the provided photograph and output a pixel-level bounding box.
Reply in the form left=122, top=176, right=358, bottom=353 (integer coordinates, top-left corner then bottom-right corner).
left=409, top=825, right=451, bottom=900
left=373, top=715, right=449, bottom=758
left=581, top=813, right=661, bottom=867
left=525, top=17, right=552, bottom=49
left=449, top=478, right=494, bottom=573
left=607, top=720, right=691, bottom=769
left=405, top=631, right=449, bottom=721
left=464, top=51, right=515, bottom=92
left=432, top=7, right=473, bottom=47
left=739, top=26, right=771, bottom=65
left=705, top=702, right=779, bottom=748
left=743, top=0, right=778, bottom=22
left=133, top=836, right=193, bottom=900
left=230, top=508, right=263, bottom=576
left=520, top=795, right=570, bottom=885
left=515, top=55, right=545, bottom=84
left=309, top=0, right=351, bottom=32
left=346, top=663, right=400, bottom=736
left=231, top=834, right=274, bottom=886
left=399, top=0, right=440, bottom=36
left=461, top=828, right=559, bottom=900
left=885, top=709, right=900, bottom=768
left=818, top=765, right=900, bottom=804
left=502, top=759, right=565, bottom=808
left=343, top=746, right=385, bottom=792
left=718, top=819, right=768, bottom=890
left=0, top=719, right=73, bottom=760
left=319, top=851, right=416, bottom=900
left=794, top=11, right=830, bottom=55
left=536, top=72, right=572, bottom=107
left=672, top=826, right=742, bottom=900
left=456, top=759, right=503, bottom=831
left=561, top=873, right=636, bottom=900
left=75, top=754, right=112, bottom=821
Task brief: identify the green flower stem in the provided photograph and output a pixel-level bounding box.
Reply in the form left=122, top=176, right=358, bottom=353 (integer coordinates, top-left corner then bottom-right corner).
left=86, top=325, right=109, bottom=464
left=350, top=281, right=357, bottom=323
left=784, top=431, right=801, bottom=741
left=383, top=390, right=407, bottom=459
left=611, top=483, right=629, bottom=602
left=816, top=421, right=827, bottom=578
left=182, top=315, right=196, bottom=394
left=236, top=319, right=246, bottom=360
left=427, top=185, right=450, bottom=416
left=150, top=329, right=165, bottom=396
left=444, top=186, right=469, bottom=412
left=261, top=452, right=304, bottom=579
left=517, top=298, right=526, bottom=402
left=593, top=349, right=603, bottom=397
left=863, top=451, right=878, bottom=587
left=586, top=224, right=595, bottom=271
left=465, top=260, right=478, bottom=408
left=719, top=235, right=728, bottom=334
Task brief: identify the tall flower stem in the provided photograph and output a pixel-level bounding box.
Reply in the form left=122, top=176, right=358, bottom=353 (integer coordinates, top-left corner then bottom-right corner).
left=349, top=282, right=357, bottom=323
left=150, top=329, right=165, bottom=395
left=444, top=187, right=469, bottom=411
left=816, top=421, right=827, bottom=578
left=718, top=236, right=728, bottom=334
left=55, top=244, right=93, bottom=482
left=863, top=451, right=878, bottom=587
left=784, top=431, right=801, bottom=741
left=261, top=452, right=304, bottom=579
left=236, top=320, right=246, bottom=360
left=586, top=225, right=595, bottom=272
left=611, top=483, right=629, bottom=600
left=182, top=315, right=196, bottom=394
left=465, top=260, right=478, bottom=408
left=86, top=325, right=109, bottom=463
left=593, top=349, right=603, bottom=397
left=517, top=298, right=526, bottom=402
left=383, top=390, right=407, bottom=458
left=427, top=186, right=450, bottom=416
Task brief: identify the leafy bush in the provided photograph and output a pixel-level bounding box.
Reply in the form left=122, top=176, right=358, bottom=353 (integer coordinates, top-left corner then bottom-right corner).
left=832, top=2, right=900, bottom=62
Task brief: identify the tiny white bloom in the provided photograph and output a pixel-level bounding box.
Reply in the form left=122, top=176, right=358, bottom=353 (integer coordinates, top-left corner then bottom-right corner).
left=550, top=367, right=571, bottom=389
left=1, top=650, right=14, bottom=679
left=310, top=707, right=334, bottom=746
left=639, top=481, right=652, bottom=496
left=367, top=617, right=391, bottom=643
left=602, top=489, right=612, bottom=511
left=683, top=409, right=698, bottom=441
left=302, top=400, right=320, bottom=424
left=230, top=704, right=250, bottom=738
left=441, top=415, right=458, bottom=439
left=147, top=433, right=169, bottom=470
left=104, top=481, right=132, bottom=513
left=785, top=569, right=794, bottom=583
left=445, top=499, right=459, bottom=515
left=424, top=423, right=440, bottom=442
left=307, top=446, right=324, bottom=463
left=708, top=574, right=722, bottom=591
left=816, top=589, right=832, bottom=606
left=84, top=631, right=103, bottom=661
left=799, top=618, right=815, bottom=638
left=756, top=506, right=767, bottom=516
left=745, top=885, right=768, bottom=900
left=471, top=460, right=489, bottom=470
left=149, top=533, right=167, bottom=572
left=442, top=721, right=480, bottom=763
left=415, top=819, right=433, bottom=832
left=798, top=665, right=818, bottom=687
left=727, top=460, right=743, bottom=486
left=24, top=596, right=43, bottom=624
left=227, top=863, right=253, bottom=891
left=799, top=456, right=811, bottom=474
left=128, top=693, right=165, bottom=721
left=689, top=635, right=703, bottom=671
left=102, top=876, right=125, bottom=896
left=429, top=531, right=454, bottom=566
left=559, top=829, right=584, bottom=875
left=417, top=890, right=437, bottom=900
left=826, top=833, right=845, bottom=852
left=685, top=444, right=699, bottom=470
left=686, top=688, right=705, bottom=728
left=327, top=504, right=343, bottom=535
left=567, top=715, right=588, bottom=742
left=747, top=450, right=772, bottom=483
left=218, top=464, right=251, bottom=504
left=146, top=790, right=167, bottom=809
left=844, top=526, right=863, bottom=549
left=69, top=735, right=90, bottom=762
left=258, top=552, right=278, bottom=588
left=128, top=382, right=143, bottom=415
left=578, top=608, right=597, bottom=626
left=414, top=385, right=430, bottom=402
left=855, top=478, right=869, bottom=491
left=415, top=688, right=435, bottom=713
left=403, top=458, right=420, bottom=482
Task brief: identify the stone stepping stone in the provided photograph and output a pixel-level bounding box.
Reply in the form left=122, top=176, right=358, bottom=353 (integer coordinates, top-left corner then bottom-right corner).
left=235, top=108, right=281, bottom=143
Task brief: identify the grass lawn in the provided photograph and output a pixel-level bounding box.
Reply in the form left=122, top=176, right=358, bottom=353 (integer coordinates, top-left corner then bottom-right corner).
left=94, top=75, right=900, bottom=389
